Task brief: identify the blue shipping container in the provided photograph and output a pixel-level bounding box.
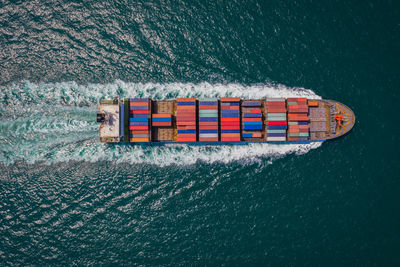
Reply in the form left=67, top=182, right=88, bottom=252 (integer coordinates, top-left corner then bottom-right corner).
left=243, top=121, right=262, bottom=125
left=221, top=115, right=240, bottom=118
left=243, top=125, right=262, bottom=130
left=177, top=130, right=196, bottom=134
left=243, top=113, right=262, bottom=118
left=199, top=117, right=218, bottom=121
left=130, top=98, right=148, bottom=102
left=242, top=102, right=261, bottom=106
left=129, top=122, right=148, bottom=126
left=132, top=114, right=149, bottom=118
left=152, top=118, right=171, bottom=122
left=221, top=110, right=239, bottom=114
left=130, top=118, right=148, bottom=122
left=130, top=106, right=148, bottom=110
left=177, top=102, right=196, bottom=106
left=221, top=130, right=240, bottom=133
left=242, top=133, right=253, bottom=138
left=267, top=133, right=286, bottom=137
left=267, top=125, right=287, bottom=130
left=199, top=101, right=218, bottom=105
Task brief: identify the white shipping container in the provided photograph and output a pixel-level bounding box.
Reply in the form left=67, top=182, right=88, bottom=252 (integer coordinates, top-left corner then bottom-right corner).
left=266, top=137, right=286, bottom=141
left=266, top=98, right=285, bottom=102
left=199, top=133, right=218, bottom=138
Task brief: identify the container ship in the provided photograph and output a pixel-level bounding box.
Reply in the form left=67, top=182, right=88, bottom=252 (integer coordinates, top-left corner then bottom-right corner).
left=97, top=97, right=355, bottom=144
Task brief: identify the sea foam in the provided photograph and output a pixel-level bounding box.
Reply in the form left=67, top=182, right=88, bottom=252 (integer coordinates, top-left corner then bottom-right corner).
left=0, top=81, right=322, bottom=166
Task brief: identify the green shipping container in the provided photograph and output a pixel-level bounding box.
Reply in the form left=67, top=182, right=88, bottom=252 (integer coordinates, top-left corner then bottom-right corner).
left=199, top=109, right=218, bottom=113
left=267, top=113, right=286, bottom=117
left=266, top=129, right=287, bottom=133
left=288, top=121, right=298, bottom=125
left=287, top=101, right=298, bottom=105
left=299, top=132, right=309, bottom=137
left=267, top=117, right=286, bottom=121
left=199, top=114, right=218, bottom=118
left=199, top=98, right=218, bottom=101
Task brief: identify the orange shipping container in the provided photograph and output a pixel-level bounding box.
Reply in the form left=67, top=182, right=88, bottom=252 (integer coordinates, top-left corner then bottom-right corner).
left=177, top=137, right=196, bottom=142
left=152, top=114, right=171, bottom=118
left=221, top=133, right=240, bottom=138
left=177, top=133, right=196, bottom=138
left=220, top=97, right=240, bottom=102
left=130, top=130, right=149, bottom=134
left=130, top=138, right=149, bottom=142
left=177, top=98, right=196, bottom=102
left=199, top=137, right=219, bottom=142
left=177, top=125, right=196, bottom=130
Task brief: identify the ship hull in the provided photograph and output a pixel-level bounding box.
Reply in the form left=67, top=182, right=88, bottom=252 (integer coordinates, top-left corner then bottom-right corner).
left=97, top=97, right=354, bottom=144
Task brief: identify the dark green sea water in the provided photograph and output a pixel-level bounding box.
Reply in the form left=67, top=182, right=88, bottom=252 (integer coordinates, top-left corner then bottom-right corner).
left=1, top=0, right=400, bottom=265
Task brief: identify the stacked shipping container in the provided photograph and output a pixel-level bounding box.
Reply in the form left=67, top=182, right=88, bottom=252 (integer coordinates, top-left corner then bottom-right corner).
left=265, top=98, right=287, bottom=141
left=176, top=98, right=197, bottom=142
left=152, top=114, right=172, bottom=127
left=241, top=100, right=263, bottom=140
left=220, top=97, right=241, bottom=141
left=198, top=98, right=219, bottom=142
left=129, top=98, right=150, bottom=142
left=287, top=98, right=310, bottom=141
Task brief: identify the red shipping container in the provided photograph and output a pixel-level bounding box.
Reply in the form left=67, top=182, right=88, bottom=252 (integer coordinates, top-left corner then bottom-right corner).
left=177, top=107, right=196, bottom=111
left=177, top=121, right=196, bottom=126
left=287, top=137, right=300, bottom=141
left=251, top=109, right=261, bottom=113
left=176, top=114, right=196, bottom=118
left=199, top=122, right=218, bottom=126
left=266, top=108, right=287, bottom=113
left=221, top=124, right=240, bottom=128
left=177, top=137, right=196, bottom=142
left=199, top=125, right=219, bottom=130
left=220, top=125, right=240, bottom=130
left=220, top=122, right=240, bottom=126
left=221, top=137, right=241, bottom=142
left=129, top=126, right=148, bottom=130
left=288, top=114, right=309, bottom=121
left=266, top=101, right=286, bottom=106
left=130, top=110, right=149, bottom=114
left=130, top=102, right=148, bottom=107
left=267, top=121, right=287, bottom=125
left=220, top=118, right=240, bottom=122
left=177, top=125, right=196, bottom=130
left=199, top=105, right=218, bottom=109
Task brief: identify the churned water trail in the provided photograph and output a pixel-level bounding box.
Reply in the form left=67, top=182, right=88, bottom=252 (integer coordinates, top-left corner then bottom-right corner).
left=0, top=81, right=322, bottom=165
